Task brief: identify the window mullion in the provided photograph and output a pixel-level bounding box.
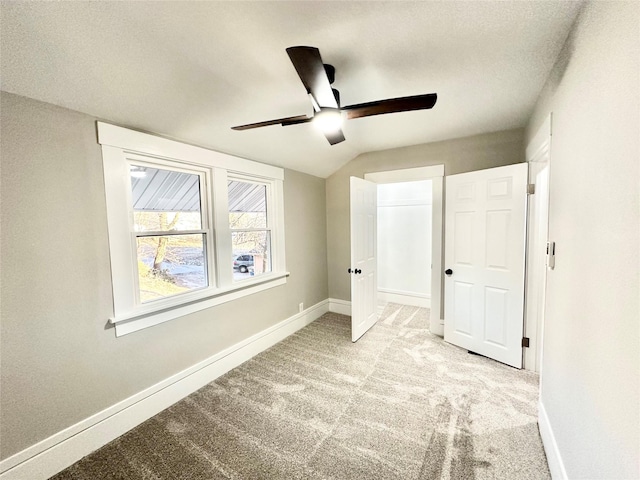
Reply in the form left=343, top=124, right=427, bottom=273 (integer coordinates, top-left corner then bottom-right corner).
left=202, top=168, right=216, bottom=290
left=213, top=168, right=233, bottom=287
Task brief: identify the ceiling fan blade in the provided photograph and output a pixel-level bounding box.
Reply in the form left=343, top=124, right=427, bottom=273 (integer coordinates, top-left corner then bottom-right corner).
left=342, top=93, right=437, bottom=120
left=324, top=129, right=346, bottom=145
left=286, top=46, right=338, bottom=109
left=281, top=117, right=313, bottom=127
left=231, top=114, right=311, bottom=130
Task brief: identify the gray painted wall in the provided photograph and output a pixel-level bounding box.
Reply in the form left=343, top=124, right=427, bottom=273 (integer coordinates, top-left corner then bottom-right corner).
left=326, top=128, right=525, bottom=319
left=0, top=92, right=329, bottom=459
left=525, top=2, right=639, bottom=478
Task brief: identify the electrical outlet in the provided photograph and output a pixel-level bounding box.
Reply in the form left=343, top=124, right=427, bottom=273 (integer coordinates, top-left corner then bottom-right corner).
left=298, top=302, right=304, bottom=313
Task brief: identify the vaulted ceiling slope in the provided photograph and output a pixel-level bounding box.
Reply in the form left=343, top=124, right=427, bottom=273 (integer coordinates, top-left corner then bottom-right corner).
left=0, top=1, right=581, bottom=178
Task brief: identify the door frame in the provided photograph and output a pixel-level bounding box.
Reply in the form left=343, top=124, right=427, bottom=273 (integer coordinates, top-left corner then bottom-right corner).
left=524, top=114, right=552, bottom=372
left=365, top=164, right=445, bottom=336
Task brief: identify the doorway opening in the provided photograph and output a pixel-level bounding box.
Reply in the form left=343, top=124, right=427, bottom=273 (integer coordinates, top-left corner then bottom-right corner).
left=377, top=180, right=432, bottom=308
left=364, top=165, right=444, bottom=336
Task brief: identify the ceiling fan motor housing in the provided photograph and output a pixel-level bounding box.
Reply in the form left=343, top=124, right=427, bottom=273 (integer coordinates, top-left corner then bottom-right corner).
left=323, top=63, right=340, bottom=106
left=323, top=64, right=335, bottom=84
left=332, top=88, right=340, bottom=107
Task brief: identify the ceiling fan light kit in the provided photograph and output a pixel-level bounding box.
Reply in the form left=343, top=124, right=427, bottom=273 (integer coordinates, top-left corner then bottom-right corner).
left=232, top=46, right=437, bottom=145
left=313, top=107, right=343, bottom=135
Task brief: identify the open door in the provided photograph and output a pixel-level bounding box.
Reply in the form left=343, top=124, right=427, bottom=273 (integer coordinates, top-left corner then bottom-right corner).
left=350, top=176, right=378, bottom=342
left=444, top=163, right=528, bottom=368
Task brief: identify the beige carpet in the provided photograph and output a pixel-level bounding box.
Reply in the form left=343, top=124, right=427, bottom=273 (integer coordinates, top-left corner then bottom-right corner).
left=52, top=304, right=549, bottom=479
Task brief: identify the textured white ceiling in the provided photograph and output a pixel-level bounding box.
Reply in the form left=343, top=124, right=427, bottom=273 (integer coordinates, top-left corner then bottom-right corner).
left=0, top=1, right=581, bottom=177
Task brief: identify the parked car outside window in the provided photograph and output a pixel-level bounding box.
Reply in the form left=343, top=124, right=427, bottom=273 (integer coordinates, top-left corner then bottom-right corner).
left=233, top=254, right=254, bottom=273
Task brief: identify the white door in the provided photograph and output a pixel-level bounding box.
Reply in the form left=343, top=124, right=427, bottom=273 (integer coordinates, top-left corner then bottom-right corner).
left=350, top=176, right=378, bottom=342
left=444, top=163, right=528, bottom=368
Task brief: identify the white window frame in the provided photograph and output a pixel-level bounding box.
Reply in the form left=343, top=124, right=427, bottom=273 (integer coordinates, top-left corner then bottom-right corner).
left=127, top=157, right=213, bottom=302
left=98, top=122, right=287, bottom=336
left=225, top=175, right=275, bottom=283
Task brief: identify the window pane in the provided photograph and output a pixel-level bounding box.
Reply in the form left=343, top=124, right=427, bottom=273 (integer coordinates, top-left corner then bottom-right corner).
left=228, top=180, right=267, bottom=229
left=232, top=231, right=271, bottom=281
left=136, top=234, right=207, bottom=302
left=130, top=165, right=202, bottom=232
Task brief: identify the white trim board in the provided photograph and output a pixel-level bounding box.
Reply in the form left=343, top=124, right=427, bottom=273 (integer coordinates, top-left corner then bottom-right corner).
left=329, top=298, right=352, bottom=316
left=377, top=290, right=431, bottom=308
left=538, top=400, right=568, bottom=480
left=0, top=300, right=330, bottom=480
left=524, top=113, right=552, bottom=373
left=114, top=275, right=288, bottom=336
left=432, top=320, right=444, bottom=337
left=98, top=122, right=283, bottom=180
left=526, top=114, right=552, bottom=161
left=364, top=165, right=444, bottom=183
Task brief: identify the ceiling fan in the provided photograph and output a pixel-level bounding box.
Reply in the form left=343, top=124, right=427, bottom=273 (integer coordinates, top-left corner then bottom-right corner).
left=231, top=46, right=438, bottom=145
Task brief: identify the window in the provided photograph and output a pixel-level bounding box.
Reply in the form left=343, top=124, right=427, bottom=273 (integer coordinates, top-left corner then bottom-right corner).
left=130, top=164, right=209, bottom=302
left=228, top=179, right=271, bottom=281
left=98, top=123, right=286, bottom=336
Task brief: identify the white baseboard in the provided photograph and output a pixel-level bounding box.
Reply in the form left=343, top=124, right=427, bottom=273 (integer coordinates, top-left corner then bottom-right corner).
left=328, top=298, right=351, bottom=316
left=538, top=400, right=567, bottom=480
left=0, top=300, right=330, bottom=480
left=377, top=290, right=431, bottom=308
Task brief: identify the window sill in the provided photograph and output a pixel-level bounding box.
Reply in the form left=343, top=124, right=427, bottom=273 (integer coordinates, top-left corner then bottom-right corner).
left=110, top=272, right=289, bottom=336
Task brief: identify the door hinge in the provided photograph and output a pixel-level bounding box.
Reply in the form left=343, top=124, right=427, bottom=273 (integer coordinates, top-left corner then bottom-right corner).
left=527, top=183, right=535, bottom=195
left=522, top=337, right=530, bottom=348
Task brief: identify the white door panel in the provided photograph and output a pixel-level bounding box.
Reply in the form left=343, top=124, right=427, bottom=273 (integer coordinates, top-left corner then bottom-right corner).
left=350, top=176, right=378, bottom=342
left=444, top=164, right=528, bottom=368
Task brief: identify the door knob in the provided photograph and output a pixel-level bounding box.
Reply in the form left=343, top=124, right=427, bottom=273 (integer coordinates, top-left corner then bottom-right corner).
left=348, top=268, right=352, bottom=273
left=445, top=268, right=453, bottom=276
left=355, top=269, right=362, bottom=274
